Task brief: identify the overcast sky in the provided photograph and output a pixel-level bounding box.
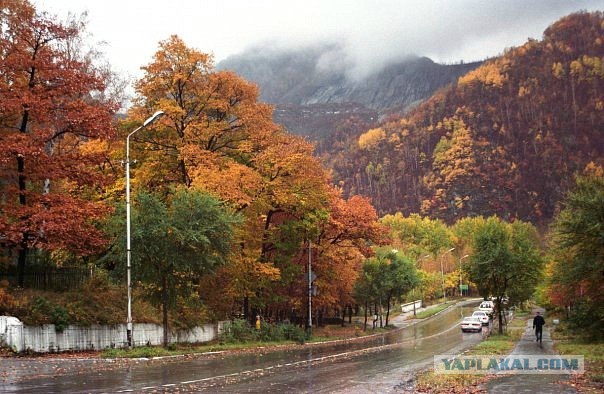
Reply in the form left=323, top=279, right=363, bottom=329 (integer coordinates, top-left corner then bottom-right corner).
left=35, top=0, right=602, bottom=82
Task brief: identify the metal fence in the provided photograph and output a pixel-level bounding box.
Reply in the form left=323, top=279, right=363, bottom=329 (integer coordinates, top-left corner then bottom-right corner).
left=0, top=266, right=89, bottom=290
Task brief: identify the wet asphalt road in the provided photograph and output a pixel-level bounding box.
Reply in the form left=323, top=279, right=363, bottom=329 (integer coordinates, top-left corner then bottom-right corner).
left=0, top=301, right=482, bottom=393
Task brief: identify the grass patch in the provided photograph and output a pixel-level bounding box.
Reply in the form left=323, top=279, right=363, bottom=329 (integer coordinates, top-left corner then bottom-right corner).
left=552, top=321, right=604, bottom=392
left=102, top=346, right=179, bottom=358
left=467, top=334, right=517, bottom=355
left=513, top=310, right=530, bottom=318
left=415, top=370, right=491, bottom=393
left=307, top=324, right=370, bottom=342
left=507, top=317, right=528, bottom=329
left=414, top=325, right=522, bottom=392
left=100, top=323, right=374, bottom=358
left=415, top=302, right=452, bottom=319
left=101, top=340, right=299, bottom=358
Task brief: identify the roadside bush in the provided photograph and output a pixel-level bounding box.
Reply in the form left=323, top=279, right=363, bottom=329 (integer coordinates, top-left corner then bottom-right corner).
left=567, top=300, right=603, bottom=340
left=220, top=319, right=257, bottom=343
left=0, top=270, right=213, bottom=329
left=171, top=294, right=211, bottom=330
left=220, top=319, right=307, bottom=344
left=281, top=323, right=307, bottom=344
left=28, top=296, right=70, bottom=332
left=0, top=280, right=16, bottom=314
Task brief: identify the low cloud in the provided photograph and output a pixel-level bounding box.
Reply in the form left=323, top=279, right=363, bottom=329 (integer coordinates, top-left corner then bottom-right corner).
left=236, top=0, right=602, bottom=80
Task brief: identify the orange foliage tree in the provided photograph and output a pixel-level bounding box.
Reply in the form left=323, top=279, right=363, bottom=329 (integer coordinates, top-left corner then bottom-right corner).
left=311, top=192, right=388, bottom=321
left=125, top=35, right=385, bottom=321
left=0, top=1, right=119, bottom=286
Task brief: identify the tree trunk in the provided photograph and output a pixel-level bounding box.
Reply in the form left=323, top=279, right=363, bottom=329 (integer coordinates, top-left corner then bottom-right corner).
left=385, top=292, right=392, bottom=327
left=162, top=274, right=169, bottom=347
left=498, top=300, right=504, bottom=335
left=363, top=301, right=368, bottom=331
left=251, top=307, right=259, bottom=325
left=16, top=118, right=29, bottom=288
left=17, top=237, right=28, bottom=288
left=178, top=158, right=191, bottom=187
left=16, top=63, right=36, bottom=288
left=348, top=304, right=352, bottom=324
left=243, top=296, right=249, bottom=320
left=373, top=302, right=378, bottom=328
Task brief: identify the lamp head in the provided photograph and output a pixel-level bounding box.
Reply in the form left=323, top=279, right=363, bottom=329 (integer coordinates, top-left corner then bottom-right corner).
left=143, top=110, right=164, bottom=127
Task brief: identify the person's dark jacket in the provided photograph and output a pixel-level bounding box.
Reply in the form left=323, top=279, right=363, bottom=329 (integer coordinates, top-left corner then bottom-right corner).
left=533, top=315, right=545, bottom=329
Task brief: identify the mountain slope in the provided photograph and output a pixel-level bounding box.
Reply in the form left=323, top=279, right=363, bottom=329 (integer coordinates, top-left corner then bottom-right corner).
left=329, top=11, right=604, bottom=225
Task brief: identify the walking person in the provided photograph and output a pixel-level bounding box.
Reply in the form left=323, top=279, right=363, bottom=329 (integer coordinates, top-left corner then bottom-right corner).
left=533, top=311, right=545, bottom=344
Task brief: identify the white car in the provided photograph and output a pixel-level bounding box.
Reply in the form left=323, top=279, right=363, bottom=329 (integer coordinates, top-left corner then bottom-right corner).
left=460, top=316, right=482, bottom=332
left=479, top=301, right=494, bottom=316
left=472, top=310, right=490, bottom=325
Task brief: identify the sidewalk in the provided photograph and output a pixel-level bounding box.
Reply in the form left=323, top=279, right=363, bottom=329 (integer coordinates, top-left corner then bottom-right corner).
left=484, top=308, right=577, bottom=393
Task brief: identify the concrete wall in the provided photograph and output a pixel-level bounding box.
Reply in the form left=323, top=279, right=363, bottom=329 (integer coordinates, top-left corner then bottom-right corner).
left=401, top=300, right=422, bottom=313
left=0, top=316, right=223, bottom=353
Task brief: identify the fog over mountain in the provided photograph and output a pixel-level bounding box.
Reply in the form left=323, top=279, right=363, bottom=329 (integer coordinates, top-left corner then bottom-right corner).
left=220, top=43, right=480, bottom=110
left=218, top=0, right=602, bottom=80
left=218, top=43, right=480, bottom=147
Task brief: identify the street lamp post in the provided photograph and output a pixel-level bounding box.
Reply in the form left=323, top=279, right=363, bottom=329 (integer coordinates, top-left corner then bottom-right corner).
left=414, top=254, right=430, bottom=317
left=125, top=110, right=164, bottom=347
left=459, top=254, right=469, bottom=296
left=440, top=248, right=455, bottom=301
left=308, top=240, right=312, bottom=334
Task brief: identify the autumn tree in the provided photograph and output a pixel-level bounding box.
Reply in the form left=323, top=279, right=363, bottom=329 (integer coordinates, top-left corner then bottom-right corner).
left=381, top=213, right=452, bottom=259
left=130, top=35, right=279, bottom=192
left=354, top=248, right=419, bottom=328
left=251, top=190, right=387, bottom=326
left=422, top=111, right=517, bottom=222
left=308, top=192, right=387, bottom=324
left=380, top=212, right=458, bottom=298
left=548, top=164, right=604, bottom=335
left=466, top=216, right=544, bottom=334
left=104, top=189, right=238, bottom=346
left=0, top=1, right=119, bottom=286
left=125, top=35, right=339, bottom=320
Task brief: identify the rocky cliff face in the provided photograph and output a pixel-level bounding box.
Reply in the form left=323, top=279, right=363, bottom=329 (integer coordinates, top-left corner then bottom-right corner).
left=218, top=44, right=481, bottom=140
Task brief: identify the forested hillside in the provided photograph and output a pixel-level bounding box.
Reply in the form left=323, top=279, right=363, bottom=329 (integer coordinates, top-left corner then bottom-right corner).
left=330, top=12, right=604, bottom=225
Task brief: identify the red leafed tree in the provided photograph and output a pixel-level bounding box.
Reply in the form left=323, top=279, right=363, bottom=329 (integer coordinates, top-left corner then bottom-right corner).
left=0, top=1, right=119, bottom=286
left=304, top=190, right=388, bottom=317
